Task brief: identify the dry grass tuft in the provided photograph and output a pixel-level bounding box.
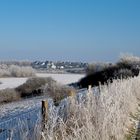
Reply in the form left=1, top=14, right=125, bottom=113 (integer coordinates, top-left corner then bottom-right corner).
left=43, top=82, right=76, bottom=105
left=9, top=65, right=36, bottom=77
left=0, top=88, right=21, bottom=103
left=16, top=77, right=56, bottom=97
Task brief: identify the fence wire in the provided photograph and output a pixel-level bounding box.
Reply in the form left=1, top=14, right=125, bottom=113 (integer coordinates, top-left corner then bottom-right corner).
left=0, top=106, right=41, bottom=140
left=0, top=87, right=95, bottom=140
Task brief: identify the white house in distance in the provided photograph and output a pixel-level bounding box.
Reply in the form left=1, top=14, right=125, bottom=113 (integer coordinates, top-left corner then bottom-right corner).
left=51, top=63, right=56, bottom=69
left=60, top=66, right=64, bottom=69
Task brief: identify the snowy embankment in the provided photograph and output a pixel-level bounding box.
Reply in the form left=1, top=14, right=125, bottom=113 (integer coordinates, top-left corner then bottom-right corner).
left=0, top=96, right=47, bottom=121
left=0, top=73, right=85, bottom=90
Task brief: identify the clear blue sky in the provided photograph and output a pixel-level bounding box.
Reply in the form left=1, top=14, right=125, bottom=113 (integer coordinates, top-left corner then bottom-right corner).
left=0, top=0, right=140, bottom=62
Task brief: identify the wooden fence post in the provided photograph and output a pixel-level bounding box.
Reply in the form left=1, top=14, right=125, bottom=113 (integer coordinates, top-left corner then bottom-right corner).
left=42, top=100, right=48, bottom=128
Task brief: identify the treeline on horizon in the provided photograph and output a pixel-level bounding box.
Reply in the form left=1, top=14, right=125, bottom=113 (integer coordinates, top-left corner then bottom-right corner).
left=78, top=54, right=140, bottom=88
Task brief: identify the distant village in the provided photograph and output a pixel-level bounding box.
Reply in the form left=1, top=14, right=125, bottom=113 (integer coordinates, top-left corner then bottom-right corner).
left=31, top=61, right=88, bottom=73
left=0, top=60, right=88, bottom=74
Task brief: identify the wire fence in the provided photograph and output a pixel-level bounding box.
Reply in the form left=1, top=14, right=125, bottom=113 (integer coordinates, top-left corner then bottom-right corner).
left=0, top=85, right=138, bottom=140
left=45, top=87, right=96, bottom=125
left=0, top=87, right=93, bottom=140
left=0, top=106, right=42, bottom=140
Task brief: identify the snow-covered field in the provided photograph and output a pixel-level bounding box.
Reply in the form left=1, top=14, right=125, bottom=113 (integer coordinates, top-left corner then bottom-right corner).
left=0, top=78, right=28, bottom=90
left=36, top=73, right=85, bottom=85
left=0, top=73, right=85, bottom=90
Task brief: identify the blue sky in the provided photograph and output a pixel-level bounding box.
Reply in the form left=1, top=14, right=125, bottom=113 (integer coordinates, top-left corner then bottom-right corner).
left=0, top=0, right=140, bottom=62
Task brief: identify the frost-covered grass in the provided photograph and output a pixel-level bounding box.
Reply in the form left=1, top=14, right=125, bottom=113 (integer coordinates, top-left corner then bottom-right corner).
left=42, top=75, right=140, bottom=140
left=43, top=82, right=76, bottom=105
left=0, top=88, right=20, bottom=103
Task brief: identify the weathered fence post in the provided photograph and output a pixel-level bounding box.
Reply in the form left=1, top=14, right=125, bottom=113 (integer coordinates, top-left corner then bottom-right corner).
left=41, top=100, right=48, bottom=140
left=42, top=100, right=48, bottom=128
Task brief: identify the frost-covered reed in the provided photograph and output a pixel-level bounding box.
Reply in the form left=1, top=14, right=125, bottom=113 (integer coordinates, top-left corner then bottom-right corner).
left=42, top=75, right=140, bottom=140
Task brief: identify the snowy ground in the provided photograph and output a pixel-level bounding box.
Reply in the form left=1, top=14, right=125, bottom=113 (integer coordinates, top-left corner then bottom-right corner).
left=36, top=73, right=85, bottom=85
left=0, top=78, right=28, bottom=90
left=0, top=73, right=85, bottom=90
left=0, top=96, right=47, bottom=121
